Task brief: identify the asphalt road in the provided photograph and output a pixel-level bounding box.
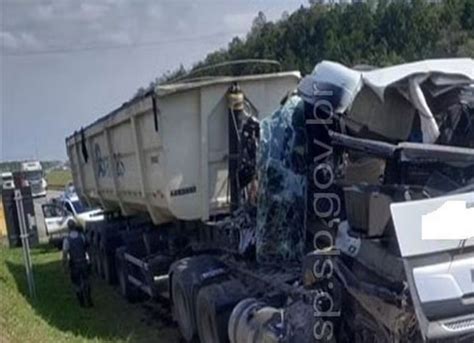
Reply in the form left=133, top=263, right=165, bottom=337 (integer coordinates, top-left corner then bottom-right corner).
left=34, top=190, right=62, bottom=243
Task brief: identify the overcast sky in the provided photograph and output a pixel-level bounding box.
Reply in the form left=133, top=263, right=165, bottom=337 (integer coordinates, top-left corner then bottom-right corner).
left=0, top=0, right=306, bottom=161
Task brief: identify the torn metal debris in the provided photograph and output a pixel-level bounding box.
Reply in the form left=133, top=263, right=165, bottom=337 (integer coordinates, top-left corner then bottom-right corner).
left=230, top=58, right=474, bottom=342
left=297, top=58, right=474, bottom=342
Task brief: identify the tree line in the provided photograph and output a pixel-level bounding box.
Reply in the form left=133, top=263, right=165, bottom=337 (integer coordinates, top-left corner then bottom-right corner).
left=135, top=0, right=473, bottom=96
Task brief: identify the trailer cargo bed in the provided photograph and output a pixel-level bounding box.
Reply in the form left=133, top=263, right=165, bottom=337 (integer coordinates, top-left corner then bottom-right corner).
left=66, top=72, right=300, bottom=224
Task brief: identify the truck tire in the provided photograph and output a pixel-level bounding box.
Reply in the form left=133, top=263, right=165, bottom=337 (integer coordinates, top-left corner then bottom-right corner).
left=170, top=255, right=228, bottom=342
left=96, top=242, right=105, bottom=279
left=91, top=245, right=100, bottom=276
left=97, top=219, right=124, bottom=285
left=115, top=247, right=140, bottom=303
left=92, top=233, right=103, bottom=278
left=100, top=243, right=117, bottom=285
left=196, top=280, right=248, bottom=343
left=148, top=255, right=173, bottom=276
left=96, top=249, right=103, bottom=278
left=172, top=275, right=195, bottom=341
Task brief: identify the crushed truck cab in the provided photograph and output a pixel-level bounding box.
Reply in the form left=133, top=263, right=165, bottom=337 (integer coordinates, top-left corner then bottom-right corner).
left=66, top=60, right=474, bottom=343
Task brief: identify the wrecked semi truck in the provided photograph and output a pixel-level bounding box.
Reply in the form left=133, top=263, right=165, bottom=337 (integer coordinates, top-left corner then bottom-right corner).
left=66, top=59, right=474, bottom=342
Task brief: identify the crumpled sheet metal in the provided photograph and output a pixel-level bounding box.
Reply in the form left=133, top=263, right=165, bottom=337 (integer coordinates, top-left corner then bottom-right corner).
left=437, top=95, right=474, bottom=148
left=347, top=86, right=416, bottom=141
left=362, top=58, right=474, bottom=99
left=215, top=206, right=256, bottom=255
left=256, top=95, right=307, bottom=265
left=298, top=58, right=474, bottom=144
left=298, top=61, right=362, bottom=113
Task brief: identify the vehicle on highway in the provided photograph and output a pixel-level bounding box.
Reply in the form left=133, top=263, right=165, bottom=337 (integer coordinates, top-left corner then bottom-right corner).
left=42, top=192, right=103, bottom=247
left=66, top=60, right=474, bottom=342
left=21, top=161, right=47, bottom=197
left=1, top=172, right=14, bottom=190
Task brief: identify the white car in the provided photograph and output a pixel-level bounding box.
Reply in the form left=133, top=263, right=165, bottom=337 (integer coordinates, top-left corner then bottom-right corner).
left=42, top=194, right=104, bottom=245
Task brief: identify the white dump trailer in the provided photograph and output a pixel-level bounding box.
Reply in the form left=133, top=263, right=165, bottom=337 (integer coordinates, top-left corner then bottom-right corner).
left=66, top=72, right=300, bottom=225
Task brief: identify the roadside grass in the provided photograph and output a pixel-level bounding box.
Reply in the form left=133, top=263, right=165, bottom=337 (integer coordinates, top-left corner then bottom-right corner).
left=0, top=243, right=178, bottom=343
left=46, top=170, right=72, bottom=190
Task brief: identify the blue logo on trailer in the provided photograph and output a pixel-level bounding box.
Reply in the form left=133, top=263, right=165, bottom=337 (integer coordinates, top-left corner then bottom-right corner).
left=94, top=143, right=125, bottom=178
left=95, top=144, right=109, bottom=178
left=114, top=154, right=125, bottom=177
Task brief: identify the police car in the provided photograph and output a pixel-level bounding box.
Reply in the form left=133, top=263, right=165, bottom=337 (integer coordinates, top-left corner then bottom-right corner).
left=42, top=190, right=103, bottom=246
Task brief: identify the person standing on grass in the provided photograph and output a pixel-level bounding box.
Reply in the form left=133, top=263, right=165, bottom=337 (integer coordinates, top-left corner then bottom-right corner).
left=62, top=220, right=93, bottom=307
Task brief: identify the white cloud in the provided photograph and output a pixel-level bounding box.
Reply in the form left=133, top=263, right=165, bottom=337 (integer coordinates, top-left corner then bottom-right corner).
left=2, top=0, right=293, bottom=54
left=19, top=32, right=43, bottom=49
left=79, top=2, right=110, bottom=21
left=1, top=0, right=307, bottom=160
left=36, top=4, right=55, bottom=21
left=1, top=31, right=42, bottom=51
left=103, top=31, right=131, bottom=45
left=1, top=31, right=19, bottom=49
left=223, top=12, right=256, bottom=32
left=148, top=4, right=163, bottom=20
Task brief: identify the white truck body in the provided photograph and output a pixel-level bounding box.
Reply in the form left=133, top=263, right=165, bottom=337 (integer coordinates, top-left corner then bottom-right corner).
left=1, top=172, right=14, bottom=190
left=66, top=72, right=300, bottom=224
left=21, top=161, right=47, bottom=197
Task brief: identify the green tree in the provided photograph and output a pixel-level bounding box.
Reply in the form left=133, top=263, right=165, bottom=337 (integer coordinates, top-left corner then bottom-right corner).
left=133, top=0, right=473, bottom=97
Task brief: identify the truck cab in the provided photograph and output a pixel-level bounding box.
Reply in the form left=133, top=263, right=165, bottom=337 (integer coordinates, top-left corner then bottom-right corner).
left=21, top=161, right=47, bottom=197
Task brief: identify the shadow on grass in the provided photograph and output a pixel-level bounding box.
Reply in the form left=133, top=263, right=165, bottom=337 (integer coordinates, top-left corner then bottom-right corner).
left=33, top=243, right=60, bottom=255
left=6, top=257, right=154, bottom=341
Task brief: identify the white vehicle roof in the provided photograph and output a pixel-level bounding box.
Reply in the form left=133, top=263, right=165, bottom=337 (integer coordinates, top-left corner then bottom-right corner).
left=21, top=161, right=42, bottom=171
left=298, top=58, right=474, bottom=143
left=362, top=58, right=474, bottom=100
left=61, top=192, right=80, bottom=202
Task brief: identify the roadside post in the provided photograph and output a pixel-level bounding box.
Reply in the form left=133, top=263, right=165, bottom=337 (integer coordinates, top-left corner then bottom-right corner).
left=14, top=189, right=37, bottom=299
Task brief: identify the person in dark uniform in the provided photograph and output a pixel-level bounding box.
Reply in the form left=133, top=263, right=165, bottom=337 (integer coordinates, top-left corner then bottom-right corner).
left=62, top=220, right=93, bottom=307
